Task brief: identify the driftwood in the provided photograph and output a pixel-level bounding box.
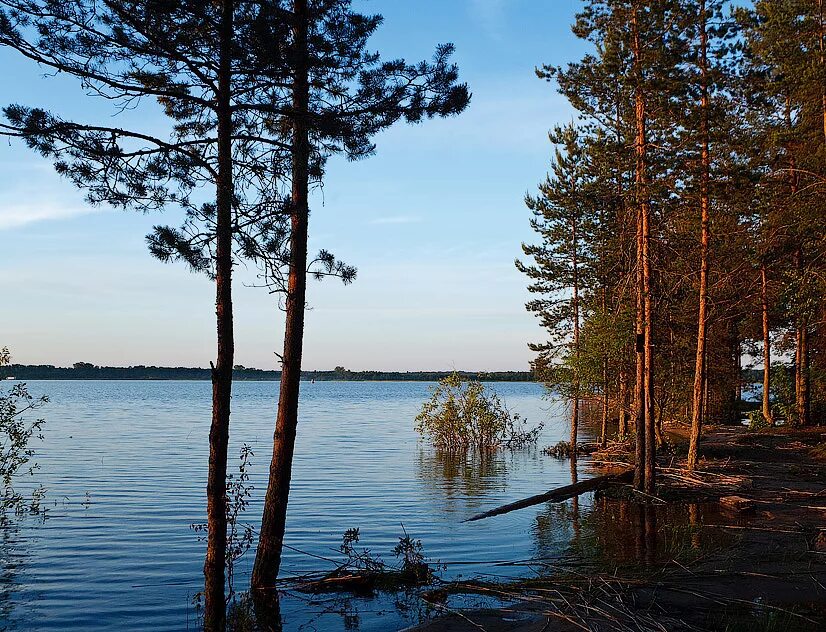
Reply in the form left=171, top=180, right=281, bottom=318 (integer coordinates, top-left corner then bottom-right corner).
left=463, top=467, right=634, bottom=523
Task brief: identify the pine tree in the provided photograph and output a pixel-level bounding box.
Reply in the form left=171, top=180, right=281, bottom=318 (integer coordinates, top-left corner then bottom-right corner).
left=738, top=0, right=826, bottom=426
left=517, top=124, right=594, bottom=455
left=250, top=0, right=469, bottom=590
left=0, top=2, right=304, bottom=627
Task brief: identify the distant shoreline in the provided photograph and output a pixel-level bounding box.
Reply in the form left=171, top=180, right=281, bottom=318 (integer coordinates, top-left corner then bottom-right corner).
left=3, top=365, right=535, bottom=382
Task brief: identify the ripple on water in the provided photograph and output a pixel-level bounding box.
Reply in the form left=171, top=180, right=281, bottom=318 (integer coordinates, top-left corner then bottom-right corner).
left=3, top=380, right=591, bottom=631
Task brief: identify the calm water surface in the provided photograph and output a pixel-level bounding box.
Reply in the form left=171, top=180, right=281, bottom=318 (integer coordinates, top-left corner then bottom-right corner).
left=2, top=380, right=594, bottom=631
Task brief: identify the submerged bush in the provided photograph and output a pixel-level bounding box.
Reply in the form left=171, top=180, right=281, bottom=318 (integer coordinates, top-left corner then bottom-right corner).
left=0, top=347, right=47, bottom=520
left=415, top=372, right=541, bottom=451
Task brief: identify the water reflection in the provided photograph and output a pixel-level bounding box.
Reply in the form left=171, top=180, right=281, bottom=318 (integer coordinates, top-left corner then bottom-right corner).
left=415, top=449, right=510, bottom=512
left=249, top=591, right=282, bottom=632
left=9, top=380, right=560, bottom=631
left=0, top=524, right=26, bottom=623
left=534, top=496, right=737, bottom=571
left=261, top=588, right=437, bottom=632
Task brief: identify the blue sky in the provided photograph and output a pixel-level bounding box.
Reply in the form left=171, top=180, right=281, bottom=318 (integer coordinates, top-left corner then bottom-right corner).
left=0, top=0, right=587, bottom=371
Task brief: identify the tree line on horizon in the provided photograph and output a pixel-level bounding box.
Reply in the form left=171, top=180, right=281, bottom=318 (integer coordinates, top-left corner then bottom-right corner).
left=519, top=0, right=825, bottom=491
left=2, top=363, right=535, bottom=382
left=0, top=1, right=469, bottom=629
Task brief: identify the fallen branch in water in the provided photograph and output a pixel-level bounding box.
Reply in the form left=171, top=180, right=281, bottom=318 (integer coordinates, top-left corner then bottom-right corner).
left=463, top=468, right=634, bottom=522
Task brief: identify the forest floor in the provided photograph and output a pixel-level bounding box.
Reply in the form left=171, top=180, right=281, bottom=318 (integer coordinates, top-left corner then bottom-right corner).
left=407, top=425, right=826, bottom=632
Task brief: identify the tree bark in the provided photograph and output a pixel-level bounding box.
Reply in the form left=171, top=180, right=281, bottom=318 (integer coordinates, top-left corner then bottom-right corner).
left=784, top=97, right=809, bottom=428
left=464, top=468, right=634, bottom=522
left=633, top=143, right=646, bottom=491
left=761, top=263, right=773, bottom=424
left=632, top=5, right=655, bottom=494
left=571, top=204, right=581, bottom=455
left=613, top=79, right=629, bottom=446
left=820, top=0, right=826, bottom=143
left=794, top=249, right=811, bottom=426
left=688, top=0, right=711, bottom=471
left=618, top=369, right=629, bottom=438
left=204, top=1, right=235, bottom=629
left=252, top=0, right=310, bottom=591
left=600, top=356, right=609, bottom=447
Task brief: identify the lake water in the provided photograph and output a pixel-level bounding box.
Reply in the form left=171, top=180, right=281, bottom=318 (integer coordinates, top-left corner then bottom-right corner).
left=1, top=380, right=595, bottom=631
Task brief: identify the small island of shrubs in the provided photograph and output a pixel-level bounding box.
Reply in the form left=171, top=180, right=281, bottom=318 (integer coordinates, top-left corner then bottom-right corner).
left=415, top=372, right=541, bottom=451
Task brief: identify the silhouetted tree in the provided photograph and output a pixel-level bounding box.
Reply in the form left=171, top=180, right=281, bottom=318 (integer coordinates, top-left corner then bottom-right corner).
left=250, top=0, right=469, bottom=590
left=0, top=2, right=323, bottom=627
left=517, top=124, right=593, bottom=454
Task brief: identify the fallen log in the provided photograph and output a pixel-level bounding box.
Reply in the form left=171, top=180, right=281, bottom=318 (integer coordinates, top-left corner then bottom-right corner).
left=463, top=467, right=634, bottom=522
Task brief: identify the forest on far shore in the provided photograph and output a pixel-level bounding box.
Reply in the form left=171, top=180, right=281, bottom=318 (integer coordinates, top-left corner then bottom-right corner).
left=1, top=363, right=534, bottom=383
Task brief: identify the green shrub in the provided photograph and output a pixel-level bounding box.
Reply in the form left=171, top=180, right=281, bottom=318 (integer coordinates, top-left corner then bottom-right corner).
left=770, top=363, right=796, bottom=424
left=0, top=347, right=47, bottom=520
left=745, top=409, right=770, bottom=431
left=415, top=372, right=541, bottom=451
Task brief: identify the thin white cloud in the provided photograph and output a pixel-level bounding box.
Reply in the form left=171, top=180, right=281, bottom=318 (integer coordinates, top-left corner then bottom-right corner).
left=368, top=215, right=422, bottom=225
left=0, top=201, right=102, bottom=230
left=470, top=0, right=507, bottom=40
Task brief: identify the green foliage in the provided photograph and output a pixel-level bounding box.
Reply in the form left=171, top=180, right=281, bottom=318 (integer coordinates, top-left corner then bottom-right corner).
left=745, top=409, right=770, bottom=431
left=516, top=124, right=593, bottom=373
left=415, top=372, right=541, bottom=451
left=769, top=363, right=797, bottom=425
left=0, top=348, right=47, bottom=520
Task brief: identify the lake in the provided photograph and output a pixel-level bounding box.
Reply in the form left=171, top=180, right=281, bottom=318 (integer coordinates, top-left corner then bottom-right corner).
left=1, top=380, right=595, bottom=631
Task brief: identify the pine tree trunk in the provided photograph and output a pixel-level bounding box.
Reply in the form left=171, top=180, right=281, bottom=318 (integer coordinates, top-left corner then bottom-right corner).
left=204, top=1, right=234, bottom=628
left=795, top=324, right=803, bottom=424
left=761, top=263, right=773, bottom=424
left=618, top=369, right=629, bottom=438
left=820, top=0, right=826, bottom=143
left=633, top=117, right=646, bottom=491
left=252, top=0, right=310, bottom=591
left=643, top=254, right=655, bottom=495
left=598, top=220, right=609, bottom=448
left=794, top=280, right=810, bottom=428
left=736, top=337, right=742, bottom=402
left=570, top=393, right=579, bottom=456
left=632, top=5, right=655, bottom=494
left=571, top=205, right=581, bottom=455
left=702, top=348, right=709, bottom=424
left=688, top=0, right=711, bottom=471
left=612, top=77, right=630, bottom=446
left=600, top=357, right=609, bottom=447
left=785, top=101, right=809, bottom=428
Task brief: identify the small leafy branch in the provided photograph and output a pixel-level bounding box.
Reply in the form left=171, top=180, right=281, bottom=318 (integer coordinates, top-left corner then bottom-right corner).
left=312, top=526, right=442, bottom=593
left=338, top=527, right=386, bottom=574
left=0, top=347, right=47, bottom=521
left=415, top=372, right=541, bottom=452
left=392, top=525, right=436, bottom=584
left=192, top=444, right=255, bottom=604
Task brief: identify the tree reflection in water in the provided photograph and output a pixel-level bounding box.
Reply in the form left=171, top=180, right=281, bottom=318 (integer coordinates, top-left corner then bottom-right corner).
left=243, top=587, right=438, bottom=631
left=0, top=514, right=44, bottom=626
left=416, top=449, right=511, bottom=514
left=533, top=493, right=735, bottom=572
